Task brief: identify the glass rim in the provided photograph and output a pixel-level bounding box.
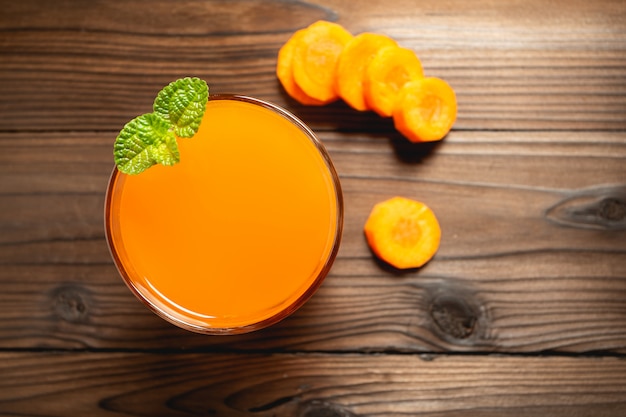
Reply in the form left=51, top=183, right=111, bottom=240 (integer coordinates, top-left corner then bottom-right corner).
left=104, top=94, right=344, bottom=335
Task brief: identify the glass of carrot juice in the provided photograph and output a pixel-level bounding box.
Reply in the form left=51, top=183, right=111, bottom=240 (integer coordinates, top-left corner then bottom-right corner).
left=105, top=94, right=343, bottom=334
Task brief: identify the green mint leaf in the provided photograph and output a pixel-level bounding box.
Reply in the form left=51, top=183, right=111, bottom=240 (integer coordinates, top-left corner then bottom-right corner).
left=153, top=77, right=209, bottom=138
left=114, top=113, right=179, bottom=175
left=153, top=133, right=181, bottom=166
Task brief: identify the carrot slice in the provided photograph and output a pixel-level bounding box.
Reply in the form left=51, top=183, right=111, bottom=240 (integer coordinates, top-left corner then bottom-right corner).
left=392, top=77, right=457, bottom=142
left=336, top=32, right=398, bottom=111
left=364, top=46, right=424, bottom=117
left=291, top=21, right=353, bottom=103
left=364, top=196, right=441, bottom=269
left=276, top=29, right=327, bottom=106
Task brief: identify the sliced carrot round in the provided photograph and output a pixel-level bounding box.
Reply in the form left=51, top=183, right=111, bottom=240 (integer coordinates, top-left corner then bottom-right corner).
left=276, top=29, right=327, bottom=106
left=364, top=196, right=441, bottom=269
left=336, top=32, right=398, bottom=111
left=392, top=77, right=457, bottom=142
left=292, top=20, right=353, bottom=103
left=364, top=46, right=424, bottom=117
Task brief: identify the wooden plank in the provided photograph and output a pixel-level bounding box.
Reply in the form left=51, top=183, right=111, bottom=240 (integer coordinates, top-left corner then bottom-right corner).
left=1, top=256, right=625, bottom=352
left=2, top=131, right=624, bottom=257
left=1, top=352, right=625, bottom=416
left=2, top=130, right=625, bottom=194
left=0, top=131, right=624, bottom=352
left=0, top=0, right=625, bottom=132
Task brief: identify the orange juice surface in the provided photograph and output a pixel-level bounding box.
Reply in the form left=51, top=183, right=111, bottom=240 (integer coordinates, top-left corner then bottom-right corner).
left=106, top=96, right=342, bottom=333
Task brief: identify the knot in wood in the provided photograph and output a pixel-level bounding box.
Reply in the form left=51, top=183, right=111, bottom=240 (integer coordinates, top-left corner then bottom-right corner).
left=598, top=197, right=626, bottom=222
left=51, top=285, right=90, bottom=323
left=429, top=295, right=476, bottom=339
left=545, top=186, right=626, bottom=230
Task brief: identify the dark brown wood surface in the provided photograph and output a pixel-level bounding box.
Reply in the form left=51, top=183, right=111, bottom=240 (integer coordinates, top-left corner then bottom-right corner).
left=1, top=0, right=625, bottom=415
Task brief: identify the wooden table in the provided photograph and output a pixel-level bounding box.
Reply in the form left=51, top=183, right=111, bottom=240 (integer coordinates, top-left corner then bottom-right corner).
left=2, top=0, right=626, bottom=415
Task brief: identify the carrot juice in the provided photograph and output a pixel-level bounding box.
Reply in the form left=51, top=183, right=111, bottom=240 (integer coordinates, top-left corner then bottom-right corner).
left=105, top=95, right=343, bottom=334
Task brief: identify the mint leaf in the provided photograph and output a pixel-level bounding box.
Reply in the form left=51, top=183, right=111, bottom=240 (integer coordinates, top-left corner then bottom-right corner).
left=153, top=133, right=181, bottom=166
left=114, top=113, right=179, bottom=175
left=153, top=77, right=209, bottom=138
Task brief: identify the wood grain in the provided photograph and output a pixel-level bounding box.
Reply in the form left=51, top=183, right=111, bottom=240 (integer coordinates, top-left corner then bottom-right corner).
left=1, top=131, right=624, bottom=352
left=0, top=0, right=625, bottom=132
left=1, top=352, right=625, bottom=416
left=2, top=257, right=625, bottom=353
left=1, top=0, right=625, bottom=414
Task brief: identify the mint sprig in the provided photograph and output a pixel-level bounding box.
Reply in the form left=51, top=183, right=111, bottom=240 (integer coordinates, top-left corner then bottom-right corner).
left=114, top=77, right=209, bottom=175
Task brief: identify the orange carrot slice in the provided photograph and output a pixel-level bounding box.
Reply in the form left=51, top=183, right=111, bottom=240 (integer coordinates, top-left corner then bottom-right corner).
left=364, top=46, right=424, bottom=117
left=336, top=32, right=398, bottom=111
left=393, top=77, right=457, bottom=142
left=292, top=21, right=353, bottom=103
left=276, top=29, right=327, bottom=106
left=364, top=196, right=441, bottom=269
